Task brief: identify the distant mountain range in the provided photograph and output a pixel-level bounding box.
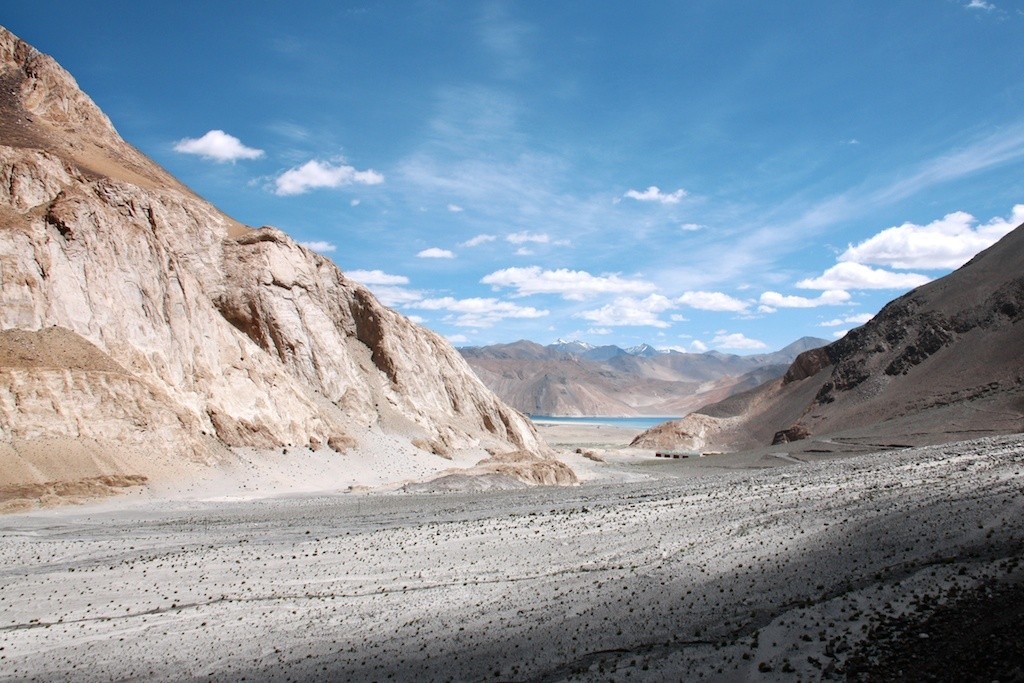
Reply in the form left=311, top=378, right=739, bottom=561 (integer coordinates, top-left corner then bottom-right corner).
left=459, top=336, right=830, bottom=416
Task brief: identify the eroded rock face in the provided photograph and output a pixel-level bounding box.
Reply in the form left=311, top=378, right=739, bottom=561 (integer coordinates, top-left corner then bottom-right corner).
left=771, top=424, right=810, bottom=445
left=630, top=413, right=730, bottom=451
left=0, top=26, right=546, bottom=494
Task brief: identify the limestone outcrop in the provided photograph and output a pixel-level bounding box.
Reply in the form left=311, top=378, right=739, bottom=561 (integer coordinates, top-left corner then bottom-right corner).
left=0, top=26, right=558, bottom=501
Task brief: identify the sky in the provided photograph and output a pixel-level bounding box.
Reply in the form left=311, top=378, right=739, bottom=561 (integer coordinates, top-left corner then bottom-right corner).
left=6, top=1, right=1024, bottom=353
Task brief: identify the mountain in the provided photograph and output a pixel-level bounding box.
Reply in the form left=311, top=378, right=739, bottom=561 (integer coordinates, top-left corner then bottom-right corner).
left=633, top=229, right=1024, bottom=452
left=459, top=336, right=829, bottom=416
left=0, top=27, right=569, bottom=505
left=549, top=339, right=595, bottom=355
left=624, top=343, right=660, bottom=358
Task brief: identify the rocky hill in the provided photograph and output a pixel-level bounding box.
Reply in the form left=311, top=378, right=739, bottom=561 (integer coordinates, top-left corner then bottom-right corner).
left=460, top=337, right=828, bottom=417
left=633, top=226, right=1024, bottom=453
left=0, top=26, right=568, bottom=507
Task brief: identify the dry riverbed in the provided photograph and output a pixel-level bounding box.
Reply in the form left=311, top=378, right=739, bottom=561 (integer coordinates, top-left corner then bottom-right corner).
left=2, top=434, right=1023, bottom=681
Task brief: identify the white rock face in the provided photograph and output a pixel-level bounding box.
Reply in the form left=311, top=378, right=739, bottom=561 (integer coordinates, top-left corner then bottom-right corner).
left=0, top=26, right=549, bottom=495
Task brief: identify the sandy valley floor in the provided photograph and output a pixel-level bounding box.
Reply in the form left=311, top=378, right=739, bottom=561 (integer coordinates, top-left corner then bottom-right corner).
left=1, top=431, right=1023, bottom=681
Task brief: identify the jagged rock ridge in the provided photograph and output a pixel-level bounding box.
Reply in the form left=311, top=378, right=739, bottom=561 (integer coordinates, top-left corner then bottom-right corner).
left=0, top=26, right=560, bottom=502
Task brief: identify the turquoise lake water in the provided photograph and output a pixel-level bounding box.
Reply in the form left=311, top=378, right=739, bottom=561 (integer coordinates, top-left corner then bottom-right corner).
left=528, top=415, right=678, bottom=430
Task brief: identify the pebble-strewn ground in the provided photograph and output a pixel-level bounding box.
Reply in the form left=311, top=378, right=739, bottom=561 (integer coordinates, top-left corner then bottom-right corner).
left=2, top=435, right=1022, bottom=682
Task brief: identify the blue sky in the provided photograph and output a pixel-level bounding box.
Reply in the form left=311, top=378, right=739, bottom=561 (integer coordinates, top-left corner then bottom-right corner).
left=7, top=1, right=1024, bottom=352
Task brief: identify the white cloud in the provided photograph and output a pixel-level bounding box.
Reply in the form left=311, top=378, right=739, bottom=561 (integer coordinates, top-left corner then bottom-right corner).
left=350, top=199, right=362, bottom=207
left=624, top=186, right=687, bottom=204
left=676, top=291, right=750, bottom=313
left=966, top=0, right=995, bottom=9
left=758, top=289, right=851, bottom=309
left=680, top=223, right=704, bottom=231
left=370, top=286, right=424, bottom=306
left=690, top=340, right=709, bottom=353
left=447, top=203, right=464, bottom=212
left=576, top=294, right=674, bottom=328
left=832, top=329, right=851, bottom=339
left=447, top=334, right=470, bottom=344
left=515, top=247, right=533, bottom=256
left=411, top=297, right=548, bottom=327
left=461, top=234, right=497, bottom=247
left=669, top=314, right=688, bottom=322
left=406, top=315, right=426, bottom=324
left=820, top=313, right=874, bottom=327
left=797, top=262, right=931, bottom=290
left=481, top=266, right=656, bottom=300
left=174, top=130, right=264, bottom=162
left=298, top=240, right=337, bottom=253
left=417, top=247, right=455, bottom=259
left=274, top=159, right=384, bottom=196
left=506, top=231, right=550, bottom=244
left=711, top=332, right=767, bottom=351
left=838, top=205, right=1024, bottom=270
left=345, top=269, right=410, bottom=286
left=587, top=327, right=612, bottom=335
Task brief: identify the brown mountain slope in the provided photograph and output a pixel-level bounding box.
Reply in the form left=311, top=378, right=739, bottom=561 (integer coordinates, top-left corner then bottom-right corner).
left=0, top=26, right=561, bottom=504
left=634, top=224, right=1024, bottom=452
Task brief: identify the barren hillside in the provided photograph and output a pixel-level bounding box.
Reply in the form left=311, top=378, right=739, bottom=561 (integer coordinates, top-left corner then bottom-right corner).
left=633, top=227, right=1024, bottom=453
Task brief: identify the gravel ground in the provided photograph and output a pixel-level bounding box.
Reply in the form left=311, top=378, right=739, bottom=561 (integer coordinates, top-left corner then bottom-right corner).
left=1, top=434, right=1022, bottom=681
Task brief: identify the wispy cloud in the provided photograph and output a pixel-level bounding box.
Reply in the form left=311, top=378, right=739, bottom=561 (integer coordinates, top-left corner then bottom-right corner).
left=797, top=263, right=931, bottom=290
left=576, top=295, right=674, bottom=328
left=460, top=234, right=497, bottom=247
left=417, top=247, right=455, bottom=259
left=298, top=240, right=337, bottom=253
left=482, top=266, right=656, bottom=300
left=265, top=121, right=310, bottom=142
left=174, top=130, right=264, bottom=162
left=506, top=231, right=550, bottom=244
left=820, top=313, right=874, bottom=327
left=871, top=125, right=1024, bottom=206
left=476, top=1, right=535, bottom=79
left=410, top=296, right=548, bottom=327
left=652, top=124, right=1024, bottom=292
left=367, top=286, right=424, bottom=307
left=758, top=289, right=851, bottom=309
left=447, top=203, right=464, bottom=213
left=711, top=331, right=767, bottom=351
left=275, top=159, right=384, bottom=196
left=965, top=0, right=995, bottom=10
left=676, top=291, right=750, bottom=313
left=345, top=269, right=410, bottom=286
left=624, top=186, right=687, bottom=204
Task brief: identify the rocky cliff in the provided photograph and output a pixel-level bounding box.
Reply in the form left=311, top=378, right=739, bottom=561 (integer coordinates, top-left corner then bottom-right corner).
left=633, top=223, right=1024, bottom=454
left=0, top=26, right=558, bottom=504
